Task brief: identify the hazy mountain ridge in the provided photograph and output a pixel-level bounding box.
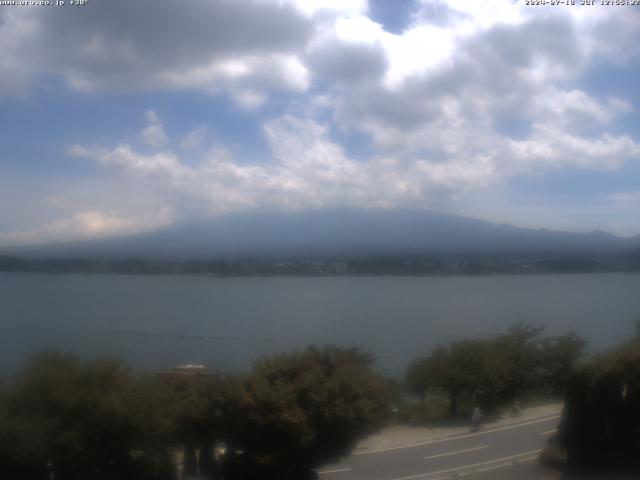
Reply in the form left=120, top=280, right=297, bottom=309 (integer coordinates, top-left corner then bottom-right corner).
left=2, top=208, right=639, bottom=260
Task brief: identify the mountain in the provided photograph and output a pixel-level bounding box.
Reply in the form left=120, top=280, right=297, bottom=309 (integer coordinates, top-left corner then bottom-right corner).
left=4, top=209, right=638, bottom=260
left=618, top=245, right=640, bottom=268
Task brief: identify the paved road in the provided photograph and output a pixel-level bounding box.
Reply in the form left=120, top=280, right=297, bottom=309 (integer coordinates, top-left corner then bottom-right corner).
left=317, top=414, right=561, bottom=480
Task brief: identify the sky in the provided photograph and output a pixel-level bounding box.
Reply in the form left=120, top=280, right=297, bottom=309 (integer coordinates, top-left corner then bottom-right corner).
left=0, top=0, right=639, bottom=247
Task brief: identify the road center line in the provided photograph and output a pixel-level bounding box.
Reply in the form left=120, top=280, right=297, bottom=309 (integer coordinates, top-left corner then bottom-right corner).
left=542, top=429, right=557, bottom=435
left=424, top=445, right=488, bottom=460
left=317, top=467, right=352, bottom=475
left=354, top=415, right=560, bottom=455
left=389, top=449, right=542, bottom=480
left=455, top=455, right=539, bottom=478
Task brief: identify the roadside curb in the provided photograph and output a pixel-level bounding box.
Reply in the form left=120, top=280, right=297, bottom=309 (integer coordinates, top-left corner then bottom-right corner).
left=353, top=406, right=563, bottom=455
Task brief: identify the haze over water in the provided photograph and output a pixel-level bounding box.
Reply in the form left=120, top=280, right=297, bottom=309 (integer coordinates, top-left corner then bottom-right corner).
left=2, top=272, right=639, bottom=376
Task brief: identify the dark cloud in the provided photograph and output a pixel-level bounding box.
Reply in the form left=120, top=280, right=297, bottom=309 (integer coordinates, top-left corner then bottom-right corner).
left=336, top=82, right=441, bottom=132
left=306, top=39, right=388, bottom=85
left=6, top=0, right=312, bottom=91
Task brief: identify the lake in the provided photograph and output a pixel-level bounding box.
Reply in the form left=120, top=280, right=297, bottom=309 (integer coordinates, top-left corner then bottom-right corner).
left=1, top=273, right=639, bottom=376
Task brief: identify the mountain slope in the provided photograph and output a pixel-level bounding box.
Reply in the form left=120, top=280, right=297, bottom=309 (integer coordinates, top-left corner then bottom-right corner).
left=4, top=209, right=638, bottom=259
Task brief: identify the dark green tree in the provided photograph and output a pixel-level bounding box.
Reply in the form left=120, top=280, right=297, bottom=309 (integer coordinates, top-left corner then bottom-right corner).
left=494, top=323, right=545, bottom=398
left=127, top=370, right=229, bottom=479
left=406, top=325, right=585, bottom=419
left=539, top=332, right=586, bottom=396
left=560, top=338, right=640, bottom=473
left=5, top=352, right=150, bottom=480
left=225, top=346, right=390, bottom=479
left=405, top=340, right=500, bottom=417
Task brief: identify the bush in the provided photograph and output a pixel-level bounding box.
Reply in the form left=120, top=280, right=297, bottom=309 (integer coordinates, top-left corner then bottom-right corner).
left=396, top=395, right=452, bottom=425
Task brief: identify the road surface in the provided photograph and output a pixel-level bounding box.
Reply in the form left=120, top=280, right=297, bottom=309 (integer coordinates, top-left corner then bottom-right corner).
left=317, top=414, right=561, bottom=480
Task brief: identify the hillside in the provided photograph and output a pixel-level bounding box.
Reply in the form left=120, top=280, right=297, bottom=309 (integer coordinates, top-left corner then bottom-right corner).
left=2, top=209, right=638, bottom=262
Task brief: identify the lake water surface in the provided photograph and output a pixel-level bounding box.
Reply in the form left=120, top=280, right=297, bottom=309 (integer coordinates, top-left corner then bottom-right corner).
left=1, top=273, right=639, bottom=376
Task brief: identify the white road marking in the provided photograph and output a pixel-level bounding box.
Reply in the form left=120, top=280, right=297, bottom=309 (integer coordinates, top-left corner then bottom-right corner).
left=542, top=429, right=557, bottom=435
left=388, top=449, right=542, bottom=480
left=455, top=454, right=539, bottom=478
left=317, top=467, right=352, bottom=475
left=423, top=445, right=488, bottom=460
left=354, top=415, right=560, bottom=455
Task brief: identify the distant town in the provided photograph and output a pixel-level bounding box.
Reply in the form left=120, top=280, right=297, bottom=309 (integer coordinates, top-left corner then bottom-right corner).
left=1, top=252, right=639, bottom=276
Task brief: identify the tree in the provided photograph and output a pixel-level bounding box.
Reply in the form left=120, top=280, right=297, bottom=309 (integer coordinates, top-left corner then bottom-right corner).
left=559, top=338, right=640, bottom=473
left=406, top=325, right=586, bottom=419
left=225, top=346, right=390, bottom=479
left=540, top=332, right=586, bottom=396
left=406, top=341, right=500, bottom=418
left=126, top=369, right=230, bottom=479
left=494, top=323, right=545, bottom=398
left=5, top=352, right=151, bottom=480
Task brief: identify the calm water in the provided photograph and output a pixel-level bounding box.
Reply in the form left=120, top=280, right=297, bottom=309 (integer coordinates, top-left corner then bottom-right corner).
left=1, top=273, right=639, bottom=376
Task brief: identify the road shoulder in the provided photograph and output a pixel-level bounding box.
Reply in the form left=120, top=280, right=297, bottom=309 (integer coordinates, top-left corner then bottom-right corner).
left=354, top=403, right=563, bottom=454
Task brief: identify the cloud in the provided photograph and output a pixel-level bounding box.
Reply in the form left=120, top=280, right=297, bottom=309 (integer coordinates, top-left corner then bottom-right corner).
left=0, top=0, right=371, bottom=105
left=322, top=7, right=639, bottom=179
left=141, top=111, right=169, bottom=149
left=68, top=109, right=631, bottom=222
left=60, top=103, right=639, bottom=240
left=231, top=89, right=268, bottom=110
left=1, top=0, right=639, bottom=241
left=141, top=125, right=169, bottom=148
left=70, top=144, right=186, bottom=177
left=0, top=209, right=172, bottom=247
left=68, top=115, right=468, bottom=217
left=306, top=37, right=388, bottom=86
left=146, top=110, right=159, bottom=123
left=0, top=9, right=37, bottom=95
left=181, top=127, right=208, bottom=150
left=508, top=127, right=640, bottom=171
left=0, top=0, right=314, bottom=104
left=284, top=0, right=367, bottom=17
